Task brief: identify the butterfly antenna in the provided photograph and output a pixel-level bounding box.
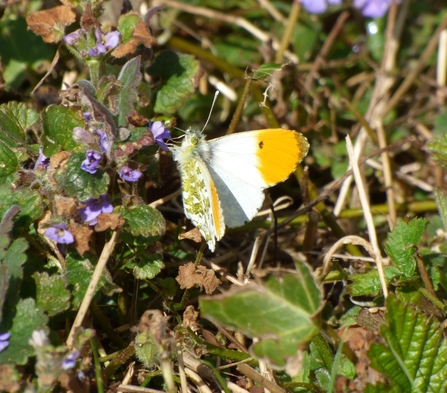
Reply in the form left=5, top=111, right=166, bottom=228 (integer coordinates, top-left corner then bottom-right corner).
left=201, top=91, right=220, bottom=132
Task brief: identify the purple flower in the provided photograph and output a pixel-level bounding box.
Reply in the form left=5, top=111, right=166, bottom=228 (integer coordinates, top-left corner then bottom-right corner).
left=79, top=194, right=113, bottom=225
left=34, top=146, right=50, bottom=171
left=64, top=29, right=84, bottom=45
left=354, top=0, right=400, bottom=18
left=302, top=0, right=341, bottom=14
left=149, top=121, right=171, bottom=151
left=81, top=150, right=102, bottom=174
left=89, top=28, right=121, bottom=57
left=62, top=350, right=80, bottom=370
left=45, top=224, right=74, bottom=244
left=83, top=112, right=92, bottom=122
left=0, top=332, right=10, bottom=353
left=94, top=130, right=110, bottom=154
left=119, top=166, right=142, bottom=182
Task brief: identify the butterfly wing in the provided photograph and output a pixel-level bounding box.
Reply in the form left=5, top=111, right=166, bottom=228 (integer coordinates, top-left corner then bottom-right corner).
left=176, top=149, right=225, bottom=252
left=205, top=129, right=309, bottom=228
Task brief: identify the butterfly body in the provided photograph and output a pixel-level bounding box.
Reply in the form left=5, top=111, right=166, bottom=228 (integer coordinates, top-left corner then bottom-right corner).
left=171, top=128, right=309, bottom=251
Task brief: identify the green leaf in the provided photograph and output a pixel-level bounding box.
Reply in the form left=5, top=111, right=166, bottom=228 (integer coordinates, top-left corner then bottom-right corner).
left=0, top=142, right=18, bottom=182
left=117, top=56, right=142, bottom=126
left=349, top=266, right=401, bottom=297
left=252, top=63, right=282, bottom=81
left=66, top=253, right=121, bottom=308
left=117, top=205, right=165, bottom=246
left=0, top=102, right=38, bottom=148
left=435, top=187, right=447, bottom=230
left=33, top=272, right=70, bottom=316
left=0, top=17, right=55, bottom=88
left=117, top=13, right=140, bottom=43
left=42, top=105, right=83, bottom=156
left=147, top=50, right=201, bottom=115
left=426, top=136, right=447, bottom=169
left=0, top=237, right=28, bottom=327
left=122, top=252, right=164, bottom=280
left=0, top=298, right=48, bottom=365
left=0, top=185, right=43, bottom=232
left=135, top=330, right=159, bottom=368
left=367, top=295, right=447, bottom=392
left=199, top=262, right=322, bottom=369
left=384, top=218, right=428, bottom=277
left=54, top=152, right=109, bottom=200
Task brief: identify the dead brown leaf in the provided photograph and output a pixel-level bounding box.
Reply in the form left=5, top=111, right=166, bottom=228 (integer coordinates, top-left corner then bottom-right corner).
left=183, top=305, right=199, bottom=330
left=27, top=5, right=76, bottom=43
left=178, top=228, right=202, bottom=244
left=176, top=262, right=221, bottom=294
left=54, top=195, right=77, bottom=218
left=68, top=220, right=94, bottom=256
left=0, top=365, right=21, bottom=392
left=111, top=15, right=156, bottom=58
left=94, top=213, right=125, bottom=232
left=80, top=3, right=98, bottom=32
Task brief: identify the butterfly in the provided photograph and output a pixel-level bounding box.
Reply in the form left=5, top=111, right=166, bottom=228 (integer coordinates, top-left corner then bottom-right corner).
left=171, top=128, right=309, bottom=251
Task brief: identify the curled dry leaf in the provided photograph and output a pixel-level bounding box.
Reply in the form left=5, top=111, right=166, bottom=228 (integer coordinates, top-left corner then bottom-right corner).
left=133, top=310, right=169, bottom=341
left=112, top=19, right=156, bottom=58
left=176, top=262, right=221, bottom=294
left=54, top=195, right=77, bottom=218
left=183, top=305, right=199, bottom=330
left=94, top=213, right=125, bottom=232
left=27, top=5, right=76, bottom=43
left=178, top=228, right=202, bottom=244
left=68, top=220, right=94, bottom=256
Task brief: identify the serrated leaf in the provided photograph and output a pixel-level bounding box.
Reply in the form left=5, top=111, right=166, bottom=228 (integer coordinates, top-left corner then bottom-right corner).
left=135, top=330, right=159, bottom=368
left=252, top=63, right=282, bottom=80
left=54, top=152, right=109, bottom=200
left=0, top=185, right=43, bottom=232
left=426, top=136, right=447, bottom=169
left=122, top=252, right=164, bottom=280
left=0, top=102, right=38, bottom=148
left=42, top=105, right=83, bottom=156
left=384, top=218, right=428, bottom=277
left=117, top=56, right=142, bottom=126
left=116, top=205, right=165, bottom=246
left=367, top=295, right=447, bottom=392
left=0, top=142, right=18, bottom=182
left=147, top=50, right=201, bottom=115
left=435, top=187, right=447, bottom=230
left=33, top=272, right=70, bottom=316
left=199, top=262, right=322, bottom=369
left=0, top=238, right=28, bottom=326
left=349, top=266, right=401, bottom=297
left=0, top=298, right=48, bottom=365
left=66, top=253, right=121, bottom=308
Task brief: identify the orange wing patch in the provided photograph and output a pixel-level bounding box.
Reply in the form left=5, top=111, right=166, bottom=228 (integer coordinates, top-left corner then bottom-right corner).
left=256, top=129, right=309, bottom=186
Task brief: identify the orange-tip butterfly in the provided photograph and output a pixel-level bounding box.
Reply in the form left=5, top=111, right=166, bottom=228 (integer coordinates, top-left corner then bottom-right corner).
left=171, top=126, right=309, bottom=252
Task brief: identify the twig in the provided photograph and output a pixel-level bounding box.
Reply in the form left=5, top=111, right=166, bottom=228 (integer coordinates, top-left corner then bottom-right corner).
left=275, top=0, right=300, bottom=63
left=346, top=136, right=387, bottom=298
left=161, top=0, right=298, bottom=63
left=318, top=235, right=376, bottom=279
left=66, top=230, right=120, bottom=349
left=383, top=11, right=447, bottom=116
left=236, top=364, right=286, bottom=393
left=304, top=10, right=350, bottom=91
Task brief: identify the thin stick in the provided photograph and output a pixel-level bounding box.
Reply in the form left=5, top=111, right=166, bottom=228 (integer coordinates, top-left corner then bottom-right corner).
left=162, top=0, right=298, bottom=63
left=304, top=10, right=350, bottom=91
left=319, top=235, right=376, bottom=279
left=66, top=231, right=119, bottom=349
left=383, top=11, right=447, bottom=116
left=346, top=136, right=388, bottom=298
left=274, top=0, right=300, bottom=63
